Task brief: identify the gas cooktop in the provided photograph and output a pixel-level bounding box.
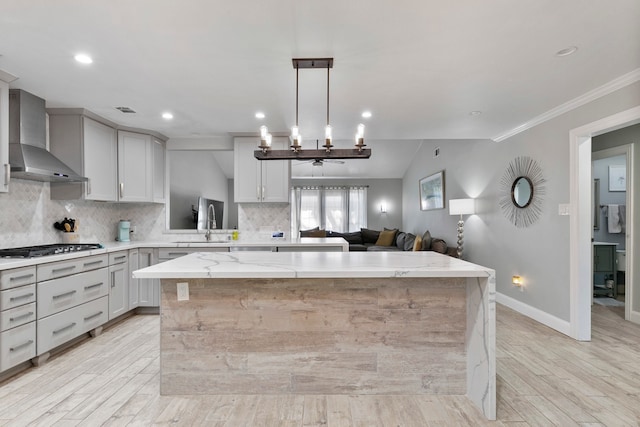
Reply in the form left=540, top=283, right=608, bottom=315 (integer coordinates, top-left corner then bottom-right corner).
left=0, top=243, right=103, bottom=258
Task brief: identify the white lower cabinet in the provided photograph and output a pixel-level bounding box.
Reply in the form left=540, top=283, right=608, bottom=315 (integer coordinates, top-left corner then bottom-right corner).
left=0, top=266, right=37, bottom=372
left=108, top=252, right=129, bottom=320
left=138, top=248, right=159, bottom=307
left=34, top=254, right=112, bottom=360
left=129, top=249, right=140, bottom=309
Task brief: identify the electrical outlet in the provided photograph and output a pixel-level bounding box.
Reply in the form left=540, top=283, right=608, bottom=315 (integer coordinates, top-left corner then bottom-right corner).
left=177, top=282, right=189, bottom=301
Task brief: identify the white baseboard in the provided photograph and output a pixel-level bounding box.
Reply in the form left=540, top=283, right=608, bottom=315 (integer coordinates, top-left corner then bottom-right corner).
left=497, top=292, right=572, bottom=337
left=629, top=310, right=640, bottom=325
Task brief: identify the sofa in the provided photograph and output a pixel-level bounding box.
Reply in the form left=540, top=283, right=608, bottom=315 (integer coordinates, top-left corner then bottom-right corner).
left=300, top=227, right=458, bottom=257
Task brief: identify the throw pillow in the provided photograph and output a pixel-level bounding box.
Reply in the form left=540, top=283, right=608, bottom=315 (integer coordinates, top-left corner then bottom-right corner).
left=421, top=230, right=432, bottom=251
left=361, top=228, right=380, bottom=244
left=413, top=234, right=423, bottom=251
left=306, top=229, right=326, bottom=237
left=329, top=231, right=363, bottom=245
left=430, top=238, right=448, bottom=254
left=395, top=231, right=406, bottom=250
left=375, top=228, right=398, bottom=246
left=403, top=233, right=416, bottom=251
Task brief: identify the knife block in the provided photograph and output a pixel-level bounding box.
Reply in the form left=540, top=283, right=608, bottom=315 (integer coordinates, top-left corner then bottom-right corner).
left=62, top=233, right=80, bottom=244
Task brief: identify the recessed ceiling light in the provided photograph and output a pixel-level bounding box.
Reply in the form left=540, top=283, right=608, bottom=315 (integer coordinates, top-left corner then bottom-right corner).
left=74, top=53, right=93, bottom=64
left=469, top=111, right=482, bottom=116
left=255, top=112, right=265, bottom=119
left=361, top=111, right=372, bottom=119
left=555, top=46, right=578, bottom=57
left=162, top=112, right=174, bottom=120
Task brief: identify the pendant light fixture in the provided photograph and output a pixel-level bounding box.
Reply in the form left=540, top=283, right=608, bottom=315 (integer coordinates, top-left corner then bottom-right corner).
left=255, top=57, right=371, bottom=161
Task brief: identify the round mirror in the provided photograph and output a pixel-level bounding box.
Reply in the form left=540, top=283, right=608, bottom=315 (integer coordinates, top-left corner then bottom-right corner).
left=511, top=176, right=533, bottom=208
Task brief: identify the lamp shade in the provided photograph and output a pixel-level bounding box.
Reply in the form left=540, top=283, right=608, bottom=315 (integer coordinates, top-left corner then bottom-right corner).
left=449, top=198, right=475, bottom=216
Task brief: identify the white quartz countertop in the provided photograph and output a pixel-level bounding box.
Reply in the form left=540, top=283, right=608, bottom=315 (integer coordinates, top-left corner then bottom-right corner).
left=0, top=238, right=348, bottom=271
left=132, top=251, right=494, bottom=279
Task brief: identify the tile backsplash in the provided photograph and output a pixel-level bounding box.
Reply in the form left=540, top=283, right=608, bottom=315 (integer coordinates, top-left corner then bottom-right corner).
left=0, top=180, right=293, bottom=248
left=0, top=179, right=166, bottom=248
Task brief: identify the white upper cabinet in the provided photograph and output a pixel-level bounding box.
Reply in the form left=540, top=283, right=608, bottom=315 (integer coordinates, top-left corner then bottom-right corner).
left=0, top=78, right=10, bottom=193
left=151, top=137, right=166, bottom=203
left=117, top=130, right=152, bottom=202
left=49, top=113, right=118, bottom=201
left=234, top=137, right=290, bottom=203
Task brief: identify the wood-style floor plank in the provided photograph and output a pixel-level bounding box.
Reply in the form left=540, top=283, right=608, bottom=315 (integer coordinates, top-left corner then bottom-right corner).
left=1, top=305, right=639, bottom=425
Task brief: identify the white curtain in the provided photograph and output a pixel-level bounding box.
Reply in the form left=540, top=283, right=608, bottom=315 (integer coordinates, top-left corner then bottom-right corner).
left=291, top=185, right=367, bottom=236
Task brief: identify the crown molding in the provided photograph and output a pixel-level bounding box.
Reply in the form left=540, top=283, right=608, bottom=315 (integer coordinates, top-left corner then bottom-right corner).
left=493, top=68, right=640, bottom=143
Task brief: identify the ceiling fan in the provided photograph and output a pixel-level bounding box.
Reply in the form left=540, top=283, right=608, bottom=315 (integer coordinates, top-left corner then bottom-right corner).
left=293, top=140, right=345, bottom=167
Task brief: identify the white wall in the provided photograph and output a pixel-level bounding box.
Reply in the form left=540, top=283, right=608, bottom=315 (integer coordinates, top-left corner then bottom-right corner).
left=402, top=81, right=640, bottom=325
left=169, top=151, right=229, bottom=229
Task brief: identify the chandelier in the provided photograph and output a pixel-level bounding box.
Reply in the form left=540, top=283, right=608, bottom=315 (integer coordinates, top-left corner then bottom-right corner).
left=254, top=58, right=371, bottom=161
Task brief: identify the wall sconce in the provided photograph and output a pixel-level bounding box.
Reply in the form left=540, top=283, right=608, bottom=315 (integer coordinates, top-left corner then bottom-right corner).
left=380, top=202, right=387, bottom=214
left=512, top=275, right=524, bottom=291
left=448, top=198, right=475, bottom=258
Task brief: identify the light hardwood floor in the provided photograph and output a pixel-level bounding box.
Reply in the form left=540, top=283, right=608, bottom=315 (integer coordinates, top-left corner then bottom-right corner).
left=1, top=304, right=639, bottom=426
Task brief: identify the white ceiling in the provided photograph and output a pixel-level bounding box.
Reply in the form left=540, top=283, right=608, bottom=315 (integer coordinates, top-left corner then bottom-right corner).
left=2, top=1, right=639, bottom=178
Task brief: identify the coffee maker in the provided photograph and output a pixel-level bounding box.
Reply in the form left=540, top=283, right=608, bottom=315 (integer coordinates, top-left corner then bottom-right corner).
left=117, top=220, right=131, bottom=242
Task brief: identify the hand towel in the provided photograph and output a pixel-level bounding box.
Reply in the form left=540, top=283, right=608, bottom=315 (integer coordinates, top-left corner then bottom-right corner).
left=607, top=204, right=622, bottom=233
left=618, top=205, right=626, bottom=231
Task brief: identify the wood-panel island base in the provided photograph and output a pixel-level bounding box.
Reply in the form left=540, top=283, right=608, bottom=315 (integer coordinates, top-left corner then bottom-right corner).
left=133, top=251, right=495, bottom=419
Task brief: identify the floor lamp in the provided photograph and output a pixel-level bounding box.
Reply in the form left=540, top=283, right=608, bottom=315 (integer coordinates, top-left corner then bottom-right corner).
left=449, top=198, right=475, bottom=258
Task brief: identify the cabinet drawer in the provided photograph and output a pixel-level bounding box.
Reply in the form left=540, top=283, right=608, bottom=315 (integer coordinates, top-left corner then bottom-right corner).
left=1, top=302, right=36, bottom=332
left=37, top=296, right=108, bottom=355
left=37, top=268, right=108, bottom=318
left=109, top=251, right=128, bottom=265
left=1, top=322, right=36, bottom=372
left=0, top=284, right=36, bottom=311
left=37, top=254, right=108, bottom=281
left=0, top=266, right=36, bottom=290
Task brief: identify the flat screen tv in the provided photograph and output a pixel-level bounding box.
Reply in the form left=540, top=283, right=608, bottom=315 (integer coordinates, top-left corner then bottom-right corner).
left=196, top=197, right=224, bottom=230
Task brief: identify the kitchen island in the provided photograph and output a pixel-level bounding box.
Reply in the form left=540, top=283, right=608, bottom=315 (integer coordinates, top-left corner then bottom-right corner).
left=133, top=250, right=496, bottom=420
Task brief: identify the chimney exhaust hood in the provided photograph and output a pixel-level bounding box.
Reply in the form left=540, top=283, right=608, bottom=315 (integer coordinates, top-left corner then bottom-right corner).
left=9, top=89, right=88, bottom=182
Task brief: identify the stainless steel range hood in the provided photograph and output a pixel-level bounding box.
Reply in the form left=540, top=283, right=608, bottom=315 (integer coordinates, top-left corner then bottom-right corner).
left=9, top=89, right=88, bottom=182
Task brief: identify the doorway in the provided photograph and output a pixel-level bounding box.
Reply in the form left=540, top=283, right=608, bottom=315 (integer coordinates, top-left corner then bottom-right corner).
left=569, top=106, right=640, bottom=341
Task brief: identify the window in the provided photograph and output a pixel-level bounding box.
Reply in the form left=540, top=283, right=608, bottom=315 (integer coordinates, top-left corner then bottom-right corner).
left=291, top=186, right=367, bottom=236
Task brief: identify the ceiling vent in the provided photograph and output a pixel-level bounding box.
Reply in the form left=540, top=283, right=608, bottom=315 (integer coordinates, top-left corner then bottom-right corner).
left=115, top=106, right=136, bottom=113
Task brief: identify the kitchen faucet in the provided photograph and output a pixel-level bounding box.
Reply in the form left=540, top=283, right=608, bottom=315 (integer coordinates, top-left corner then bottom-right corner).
left=204, top=203, right=217, bottom=241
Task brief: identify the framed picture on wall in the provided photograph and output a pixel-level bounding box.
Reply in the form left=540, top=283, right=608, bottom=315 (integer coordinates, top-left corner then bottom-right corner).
left=608, top=165, right=626, bottom=191
left=419, top=170, right=445, bottom=211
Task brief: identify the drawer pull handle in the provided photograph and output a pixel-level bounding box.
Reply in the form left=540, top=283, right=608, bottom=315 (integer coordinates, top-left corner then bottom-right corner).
left=113, top=256, right=126, bottom=261
left=83, top=260, right=103, bottom=267
left=9, top=273, right=35, bottom=282
left=53, top=322, right=76, bottom=335
left=9, top=312, right=34, bottom=322
left=84, top=282, right=104, bottom=290
left=167, top=252, right=188, bottom=256
left=119, top=182, right=124, bottom=198
left=52, top=266, right=76, bottom=274
left=10, top=340, right=34, bottom=352
left=84, top=311, right=104, bottom=321
left=52, top=290, right=77, bottom=300
left=9, top=293, right=34, bottom=302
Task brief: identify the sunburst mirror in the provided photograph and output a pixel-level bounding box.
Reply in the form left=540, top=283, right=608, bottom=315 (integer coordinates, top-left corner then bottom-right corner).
left=499, top=156, right=546, bottom=228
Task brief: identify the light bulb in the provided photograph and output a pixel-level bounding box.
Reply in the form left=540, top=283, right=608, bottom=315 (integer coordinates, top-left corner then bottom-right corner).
left=291, top=126, right=299, bottom=138
left=357, top=123, right=365, bottom=136
left=325, top=125, right=332, bottom=141
left=260, top=125, right=268, bottom=140
left=265, top=133, right=272, bottom=147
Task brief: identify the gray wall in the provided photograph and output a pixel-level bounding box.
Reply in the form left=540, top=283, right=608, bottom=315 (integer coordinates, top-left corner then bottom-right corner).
left=402, top=81, right=640, bottom=323
left=592, top=155, right=626, bottom=248
left=169, top=151, right=229, bottom=229
left=291, top=178, right=403, bottom=231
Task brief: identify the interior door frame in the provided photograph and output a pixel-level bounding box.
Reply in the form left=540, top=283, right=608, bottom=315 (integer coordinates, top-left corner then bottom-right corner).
left=570, top=106, right=640, bottom=340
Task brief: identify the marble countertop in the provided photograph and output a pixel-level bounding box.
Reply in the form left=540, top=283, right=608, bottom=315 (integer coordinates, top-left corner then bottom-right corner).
left=0, top=238, right=348, bottom=271
left=132, top=251, right=494, bottom=279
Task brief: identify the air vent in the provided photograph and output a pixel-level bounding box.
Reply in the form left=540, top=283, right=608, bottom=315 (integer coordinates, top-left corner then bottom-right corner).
left=115, top=106, right=136, bottom=114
